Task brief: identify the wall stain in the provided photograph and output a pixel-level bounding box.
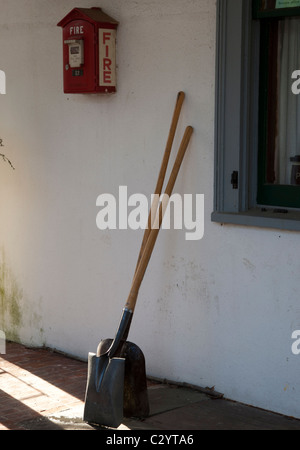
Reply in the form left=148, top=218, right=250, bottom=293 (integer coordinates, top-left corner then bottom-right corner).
left=0, top=248, right=23, bottom=342
left=0, top=248, right=45, bottom=346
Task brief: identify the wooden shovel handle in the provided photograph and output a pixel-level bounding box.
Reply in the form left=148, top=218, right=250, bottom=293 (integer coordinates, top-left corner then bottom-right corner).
left=125, top=126, right=193, bottom=312
left=135, top=91, right=185, bottom=272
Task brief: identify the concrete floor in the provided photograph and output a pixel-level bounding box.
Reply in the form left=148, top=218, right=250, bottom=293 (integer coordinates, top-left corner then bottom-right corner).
left=1, top=342, right=300, bottom=431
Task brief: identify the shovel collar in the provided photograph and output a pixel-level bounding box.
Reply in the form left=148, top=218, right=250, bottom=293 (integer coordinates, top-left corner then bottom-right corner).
left=107, top=308, right=133, bottom=358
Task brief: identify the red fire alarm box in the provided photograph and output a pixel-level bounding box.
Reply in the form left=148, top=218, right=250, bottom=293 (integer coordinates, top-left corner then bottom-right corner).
left=57, top=7, right=118, bottom=94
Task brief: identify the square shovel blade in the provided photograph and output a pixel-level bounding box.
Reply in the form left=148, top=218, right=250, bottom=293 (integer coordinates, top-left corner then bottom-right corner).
left=83, top=352, right=125, bottom=428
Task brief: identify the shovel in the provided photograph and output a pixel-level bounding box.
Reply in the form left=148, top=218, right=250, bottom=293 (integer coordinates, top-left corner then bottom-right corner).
left=84, top=109, right=193, bottom=429
left=95, top=92, right=186, bottom=420
left=83, top=126, right=193, bottom=428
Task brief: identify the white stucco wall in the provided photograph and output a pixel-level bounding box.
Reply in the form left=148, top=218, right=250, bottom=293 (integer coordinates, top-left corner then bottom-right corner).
left=0, top=0, right=299, bottom=420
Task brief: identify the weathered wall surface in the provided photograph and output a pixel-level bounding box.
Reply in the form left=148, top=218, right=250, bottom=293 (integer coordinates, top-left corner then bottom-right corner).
left=0, top=0, right=299, bottom=419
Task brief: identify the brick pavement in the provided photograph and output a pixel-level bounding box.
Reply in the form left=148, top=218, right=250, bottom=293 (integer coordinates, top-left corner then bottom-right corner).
left=1, top=341, right=300, bottom=431
left=0, top=342, right=87, bottom=430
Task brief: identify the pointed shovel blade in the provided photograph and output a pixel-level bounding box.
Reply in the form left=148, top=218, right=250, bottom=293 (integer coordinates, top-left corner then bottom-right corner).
left=83, top=352, right=125, bottom=428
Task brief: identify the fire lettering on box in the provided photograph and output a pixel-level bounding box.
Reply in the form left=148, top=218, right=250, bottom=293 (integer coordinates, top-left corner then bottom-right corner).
left=99, top=29, right=116, bottom=89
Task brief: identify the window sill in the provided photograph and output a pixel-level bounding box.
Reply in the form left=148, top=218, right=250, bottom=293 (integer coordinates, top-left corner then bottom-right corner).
left=211, top=208, right=300, bottom=232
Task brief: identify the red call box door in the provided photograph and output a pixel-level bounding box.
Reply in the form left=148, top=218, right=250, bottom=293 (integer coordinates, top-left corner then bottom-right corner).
left=62, top=20, right=95, bottom=93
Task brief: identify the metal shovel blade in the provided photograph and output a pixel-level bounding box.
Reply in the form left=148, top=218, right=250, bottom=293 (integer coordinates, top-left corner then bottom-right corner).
left=98, top=339, right=150, bottom=419
left=83, top=352, right=125, bottom=428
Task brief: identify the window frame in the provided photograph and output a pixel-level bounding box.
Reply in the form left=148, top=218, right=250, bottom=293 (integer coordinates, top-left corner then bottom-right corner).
left=212, top=0, right=300, bottom=231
